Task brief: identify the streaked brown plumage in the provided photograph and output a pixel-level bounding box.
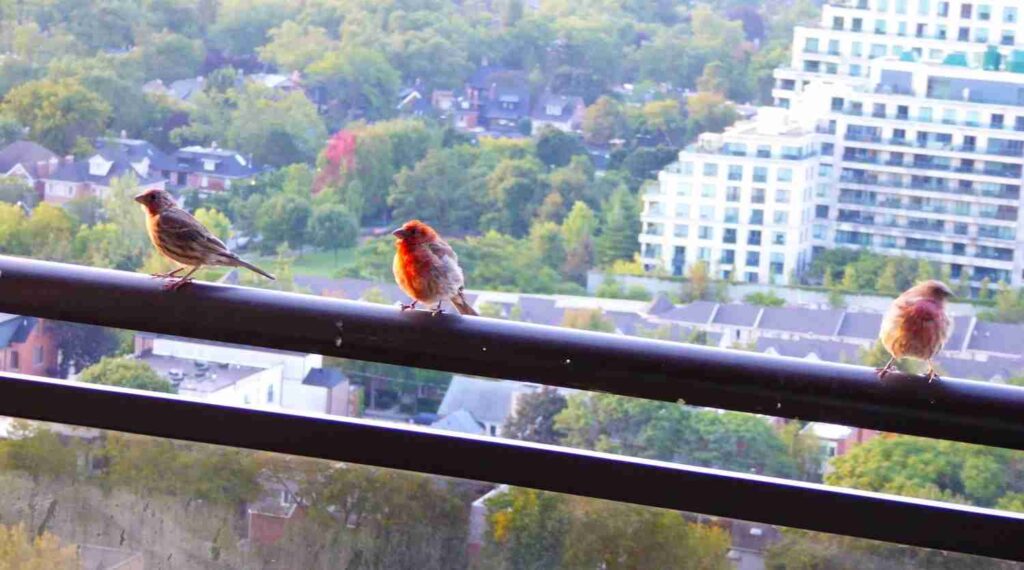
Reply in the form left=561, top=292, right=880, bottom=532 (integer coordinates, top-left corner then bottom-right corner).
left=135, top=188, right=274, bottom=290
left=877, top=280, right=954, bottom=382
left=392, top=220, right=477, bottom=316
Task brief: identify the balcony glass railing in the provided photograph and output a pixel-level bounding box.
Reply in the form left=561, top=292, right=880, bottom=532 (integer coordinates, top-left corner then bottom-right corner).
left=0, top=257, right=1023, bottom=567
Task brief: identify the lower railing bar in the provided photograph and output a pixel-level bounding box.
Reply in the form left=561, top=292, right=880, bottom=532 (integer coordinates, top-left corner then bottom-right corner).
left=0, top=373, right=1020, bottom=561
left=0, top=256, right=1022, bottom=452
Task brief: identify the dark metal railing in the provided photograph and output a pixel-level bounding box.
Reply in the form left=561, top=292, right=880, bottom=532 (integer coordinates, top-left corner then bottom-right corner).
left=0, top=256, right=1023, bottom=560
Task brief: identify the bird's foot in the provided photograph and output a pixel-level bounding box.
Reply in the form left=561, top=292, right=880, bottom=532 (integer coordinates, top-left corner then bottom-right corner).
left=926, top=370, right=941, bottom=383
left=875, top=365, right=893, bottom=380
left=400, top=301, right=418, bottom=311
left=164, top=277, right=193, bottom=291
left=431, top=303, right=445, bottom=317
left=151, top=268, right=184, bottom=279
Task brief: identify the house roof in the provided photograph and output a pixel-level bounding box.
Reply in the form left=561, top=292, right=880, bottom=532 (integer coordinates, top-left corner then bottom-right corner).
left=605, top=310, right=646, bottom=335
left=44, top=149, right=166, bottom=187
left=516, top=297, right=565, bottom=326
left=532, top=93, right=584, bottom=122
left=303, top=367, right=346, bottom=388
left=173, top=146, right=264, bottom=179
left=293, top=276, right=407, bottom=305
left=647, top=293, right=675, bottom=315
left=755, top=337, right=862, bottom=363
left=945, top=315, right=974, bottom=352
left=0, top=141, right=56, bottom=176
left=656, top=301, right=717, bottom=325
left=967, top=321, right=1024, bottom=355
left=757, top=307, right=845, bottom=336
left=431, top=409, right=486, bottom=435
left=937, top=355, right=1024, bottom=382
left=482, top=87, right=531, bottom=121
left=437, top=376, right=534, bottom=426
left=0, top=314, right=33, bottom=348
left=713, top=304, right=761, bottom=327
left=95, top=137, right=176, bottom=171
left=836, top=312, right=882, bottom=340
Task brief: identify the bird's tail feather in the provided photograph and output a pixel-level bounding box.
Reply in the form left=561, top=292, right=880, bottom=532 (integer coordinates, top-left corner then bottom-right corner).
left=234, top=257, right=276, bottom=280
left=450, top=291, right=477, bottom=316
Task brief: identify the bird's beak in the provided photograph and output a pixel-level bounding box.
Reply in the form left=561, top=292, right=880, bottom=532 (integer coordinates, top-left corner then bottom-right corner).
left=133, top=192, right=146, bottom=204
left=392, top=228, right=408, bottom=239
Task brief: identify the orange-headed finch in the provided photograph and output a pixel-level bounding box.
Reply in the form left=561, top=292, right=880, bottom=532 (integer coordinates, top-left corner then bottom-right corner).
left=135, top=188, right=275, bottom=290
left=392, top=220, right=477, bottom=316
left=878, top=280, right=954, bottom=382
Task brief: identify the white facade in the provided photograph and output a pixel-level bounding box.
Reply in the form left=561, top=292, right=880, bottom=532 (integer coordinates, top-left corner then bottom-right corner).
left=643, top=0, right=1024, bottom=289
left=640, top=109, right=823, bottom=284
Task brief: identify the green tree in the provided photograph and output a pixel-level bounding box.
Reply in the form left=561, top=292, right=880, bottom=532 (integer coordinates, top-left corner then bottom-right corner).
left=209, top=0, right=298, bottom=58
left=640, top=99, right=685, bottom=145
left=138, top=32, right=205, bottom=82
left=528, top=221, right=566, bottom=271
left=595, top=186, right=640, bottom=266
left=257, top=21, right=336, bottom=72
left=0, top=421, right=78, bottom=483
left=194, top=207, right=232, bottom=242
left=743, top=291, right=786, bottom=307
left=483, top=488, right=569, bottom=570
left=24, top=203, right=74, bottom=261
left=0, top=202, right=27, bottom=253
left=979, top=277, right=993, bottom=301
left=582, top=96, right=627, bottom=145
left=534, top=127, right=585, bottom=168
left=388, top=146, right=484, bottom=233
left=914, top=259, right=936, bottom=283
left=308, top=203, right=359, bottom=260
left=0, top=177, right=34, bottom=207
left=0, top=523, right=77, bottom=569
left=482, top=158, right=547, bottom=237
left=978, top=282, right=1024, bottom=323
left=79, top=357, right=173, bottom=393
left=502, top=387, right=568, bottom=444
left=307, top=47, right=401, bottom=123
left=257, top=194, right=312, bottom=252
left=228, top=85, right=327, bottom=167
left=1, top=78, right=111, bottom=154
left=686, top=91, right=739, bottom=136
left=51, top=322, right=122, bottom=378
left=875, top=259, right=900, bottom=295
left=561, top=308, right=615, bottom=332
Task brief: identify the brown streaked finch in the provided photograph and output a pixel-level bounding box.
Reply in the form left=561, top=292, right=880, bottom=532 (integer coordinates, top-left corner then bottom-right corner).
left=877, top=280, right=954, bottom=382
left=392, top=220, right=477, bottom=316
left=135, top=188, right=275, bottom=291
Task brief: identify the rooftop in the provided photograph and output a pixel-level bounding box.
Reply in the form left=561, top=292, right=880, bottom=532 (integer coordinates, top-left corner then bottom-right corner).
left=137, top=353, right=262, bottom=393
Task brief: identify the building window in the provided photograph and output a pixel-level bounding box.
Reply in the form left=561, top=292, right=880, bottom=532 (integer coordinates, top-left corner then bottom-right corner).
left=976, top=28, right=988, bottom=42
left=728, top=165, right=743, bottom=181
left=777, top=168, right=793, bottom=182
left=750, top=210, right=764, bottom=225
left=852, top=41, right=863, bottom=56
left=958, top=27, right=969, bottom=41
left=804, top=37, right=819, bottom=53
left=776, top=189, right=790, bottom=203
left=1006, top=7, right=1018, bottom=23
left=698, top=247, right=711, bottom=261
left=978, top=4, right=990, bottom=20
left=746, top=252, right=760, bottom=267
left=699, top=206, right=714, bottom=221
left=699, top=226, right=713, bottom=240
left=773, top=232, right=786, bottom=246
left=753, top=167, right=768, bottom=182
left=10, top=351, right=20, bottom=370
left=773, top=211, right=789, bottom=225
left=748, top=230, right=762, bottom=246
left=961, top=3, right=972, bottom=18
left=752, top=188, right=766, bottom=204
left=673, top=224, right=689, bottom=238
left=703, top=163, right=718, bottom=177
left=1002, top=31, right=1015, bottom=45
left=721, top=249, right=735, bottom=264
left=702, top=184, right=716, bottom=198
left=681, top=162, right=694, bottom=175
left=675, top=204, right=690, bottom=218
left=267, top=384, right=275, bottom=403
left=33, top=347, right=42, bottom=366
left=724, top=228, right=737, bottom=243
left=676, top=182, right=691, bottom=196
left=726, top=187, right=741, bottom=202
left=725, top=207, right=739, bottom=223
left=815, top=205, right=830, bottom=219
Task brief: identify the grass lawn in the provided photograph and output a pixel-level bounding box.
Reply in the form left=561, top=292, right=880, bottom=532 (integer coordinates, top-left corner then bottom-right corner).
left=251, top=247, right=358, bottom=278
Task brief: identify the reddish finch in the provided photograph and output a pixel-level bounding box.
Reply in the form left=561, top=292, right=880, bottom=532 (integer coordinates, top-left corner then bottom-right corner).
left=135, top=189, right=275, bottom=290
left=877, top=280, right=954, bottom=382
left=392, top=220, right=477, bottom=316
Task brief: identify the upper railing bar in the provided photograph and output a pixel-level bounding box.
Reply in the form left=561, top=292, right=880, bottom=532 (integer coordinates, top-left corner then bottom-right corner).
left=1, top=372, right=1022, bottom=562
left=0, top=256, right=1023, bottom=451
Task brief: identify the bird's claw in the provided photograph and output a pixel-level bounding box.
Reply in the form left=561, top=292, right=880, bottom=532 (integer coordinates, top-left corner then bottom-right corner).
left=926, top=371, right=941, bottom=383
left=151, top=268, right=184, bottom=279
left=164, top=278, right=193, bottom=291
left=875, top=366, right=893, bottom=379
left=400, top=301, right=417, bottom=311
left=431, top=304, right=445, bottom=317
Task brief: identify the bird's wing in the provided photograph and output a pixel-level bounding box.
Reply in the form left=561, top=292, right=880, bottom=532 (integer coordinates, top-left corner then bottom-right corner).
left=158, top=209, right=230, bottom=255
left=426, top=238, right=457, bottom=262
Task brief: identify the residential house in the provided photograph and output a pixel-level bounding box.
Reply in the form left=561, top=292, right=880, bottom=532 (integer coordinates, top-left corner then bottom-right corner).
left=0, top=314, right=58, bottom=377
left=531, top=93, right=585, bottom=134
left=168, top=145, right=265, bottom=192
left=247, top=479, right=307, bottom=547
left=802, top=422, right=882, bottom=475
left=454, top=67, right=531, bottom=132
left=435, top=376, right=576, bottom=437
left=134, top=333, right=358, bottom=416
left=143, top=77, right=206, bottom=104
left=0, top=140, right=58, bottom=196
left=40, top=141, right=166, bottom=204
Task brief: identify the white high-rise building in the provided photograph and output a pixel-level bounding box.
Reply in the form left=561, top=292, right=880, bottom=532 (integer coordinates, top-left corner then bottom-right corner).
left=642, top=0, right=1024, bottom=289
